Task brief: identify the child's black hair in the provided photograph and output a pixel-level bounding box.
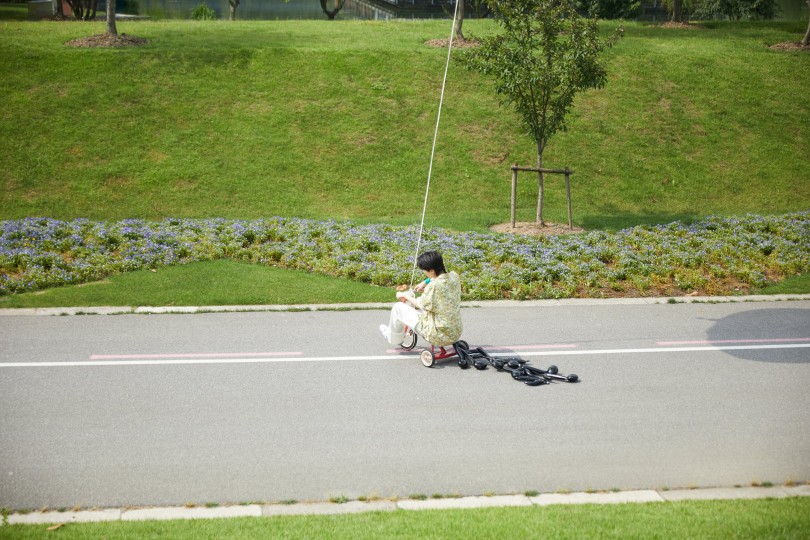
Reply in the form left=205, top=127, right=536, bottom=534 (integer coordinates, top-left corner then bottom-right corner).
left=417, top=250, right=447, bottom=276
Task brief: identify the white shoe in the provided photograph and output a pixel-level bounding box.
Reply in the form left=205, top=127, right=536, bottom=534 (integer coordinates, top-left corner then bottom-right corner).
left=379, top=324, right=390, bottom=341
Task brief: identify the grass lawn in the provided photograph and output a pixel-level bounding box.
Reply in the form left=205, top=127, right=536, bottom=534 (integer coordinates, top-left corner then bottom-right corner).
left=0, top=19, right=808, bottom=231
left=1, top=18, right=808, bottom=306
left=755, top=271, right=810, bottom=295
left=2, top=498, right=809, bottom=539
left=0, top=259, right=392, bottom=308
left=0, top=3, right=26, bottom=21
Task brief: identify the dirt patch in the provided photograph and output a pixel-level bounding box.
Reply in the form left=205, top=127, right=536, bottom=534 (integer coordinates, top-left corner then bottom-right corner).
left=490, top=221, right=585, bottom=237
left=425, top=37, right=480, bottom=49
left=656, top=22, right=704, bottom=30
left=769, top=42, right=810, bottom=52
left=65, top=33, right=148, bottom=48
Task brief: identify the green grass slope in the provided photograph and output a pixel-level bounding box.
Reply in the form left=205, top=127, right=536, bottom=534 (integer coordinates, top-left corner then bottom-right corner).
left=1, top=19, right=808, bottom=231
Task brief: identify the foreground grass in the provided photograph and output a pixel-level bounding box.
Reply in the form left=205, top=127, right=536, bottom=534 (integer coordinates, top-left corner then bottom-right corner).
left=0, top=259, right=392, bottom=308
left=2, top=498, right=809, bottom=539
left=1, top=262, right=806, bottom=309
left=1, top=19, right=808, bottom=231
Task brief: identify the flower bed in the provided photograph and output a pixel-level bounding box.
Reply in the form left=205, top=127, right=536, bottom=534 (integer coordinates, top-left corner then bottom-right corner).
left=1, top=212, right=808, bottom=300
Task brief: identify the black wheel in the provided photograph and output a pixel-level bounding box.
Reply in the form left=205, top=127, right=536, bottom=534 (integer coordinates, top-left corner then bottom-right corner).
left=455, top=340, right=469, bottom=351
left=547, top=365, right=559, bottom=375
left=420, top=349, right=435, bottom=368
left=401, top=330, right=417, bottom=351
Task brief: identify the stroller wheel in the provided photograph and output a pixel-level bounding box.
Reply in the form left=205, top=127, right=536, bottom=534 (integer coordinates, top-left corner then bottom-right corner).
left=420, top=349, right=435, bottom=368
left=401, top=329, right=417, bottom=351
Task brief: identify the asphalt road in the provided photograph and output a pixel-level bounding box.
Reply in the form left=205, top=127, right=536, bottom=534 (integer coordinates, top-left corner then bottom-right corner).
left=1, top=299, right=808, bottom=509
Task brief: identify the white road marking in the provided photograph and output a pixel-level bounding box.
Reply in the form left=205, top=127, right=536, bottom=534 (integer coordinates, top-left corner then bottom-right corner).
left=657, top=337, right=810, bottom=346
left=1, top=343, right=809, bottom=368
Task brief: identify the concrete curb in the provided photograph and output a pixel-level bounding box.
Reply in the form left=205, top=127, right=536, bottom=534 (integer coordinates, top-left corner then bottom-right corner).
left=397, top=494, right=532, bottom=511
left=7, top=508, right=122, bottom=525
left=530, top=490, right=664, bottom=505
left=659, top=484, right=810, bottom=501
left=262, top=500, right=397, bottom=516
left=121, top=505, right=263, bottom=521
left=1, top=294, right=808, bottom=317
left=4, top=486, right=808, bottom=525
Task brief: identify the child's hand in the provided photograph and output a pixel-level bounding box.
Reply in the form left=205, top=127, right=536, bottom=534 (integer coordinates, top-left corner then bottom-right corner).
left=396, top=290, right=413, bottom=301
left=414, top=282, right=426, bottom=293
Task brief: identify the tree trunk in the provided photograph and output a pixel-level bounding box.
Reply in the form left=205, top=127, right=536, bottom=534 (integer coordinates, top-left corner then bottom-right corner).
left=670, top=0, right=683, bottom=22
left=65, top=0, right=82, bottom=20
left=803, top=0, right=810, bottom=46
left=52, top=0, right=64, bottom=17
left=454, top=0, right=465, bottom=40
left=320, top=0, right=345, bottom=19
left=106, top=0, right=117, bottom=35
left=229, top=0, right=239, bottom=20
left=536, top=142, right=545, bottom=226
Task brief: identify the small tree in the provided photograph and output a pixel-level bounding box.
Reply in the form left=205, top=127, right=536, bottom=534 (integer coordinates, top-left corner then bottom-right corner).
left=463, top=0, right=621, bottom=225
left=52, top=0, right=65, bottom=18
left=454, top=0, right=466, bottom=40
left=106, top=0, right=117, bottom=36
left=229, top=0, right=240, bottom=20
left=65, top=0, right=98, bottom=20
left=804, top=0, right=810, bottom=46
left=320, top=0, right=346, bottom=19
left=574, top=0, right=641, bottom=19
left=192, top=2, right=217, bottom=19
left=694, top=0, right=779, bottom=20
left=669, top=0, right=684, bottom=21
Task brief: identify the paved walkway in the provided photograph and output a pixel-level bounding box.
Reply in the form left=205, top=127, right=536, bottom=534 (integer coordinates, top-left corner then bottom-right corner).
left=6, top=485, right=810, bottom=525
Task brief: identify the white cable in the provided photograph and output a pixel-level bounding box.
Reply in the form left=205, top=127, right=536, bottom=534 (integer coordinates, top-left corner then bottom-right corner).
left=410, top=0, right=460, bottom=287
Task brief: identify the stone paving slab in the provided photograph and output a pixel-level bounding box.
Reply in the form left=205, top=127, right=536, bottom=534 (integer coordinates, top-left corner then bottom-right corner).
left=121, top=505, right=262, bottom=521
left=531, top=490, right=664, bottom=506
left=397, top=495, right=532, bottom=511
left=8, top=509, right=121, bottom=525
left=261, top=500, right=396, bottom=516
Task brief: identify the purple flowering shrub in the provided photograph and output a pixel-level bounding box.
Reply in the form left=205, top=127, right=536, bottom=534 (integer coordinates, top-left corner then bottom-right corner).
left=1, top=212, right=808, bottom=299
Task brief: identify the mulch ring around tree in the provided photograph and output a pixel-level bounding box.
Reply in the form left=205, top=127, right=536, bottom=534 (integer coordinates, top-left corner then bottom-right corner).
left=655, top=22, right=705, bottom=29
left=490, top=221, right=585, bottom=237
left=769, top=42, right=810, bottom=52
left=66, top=33, right=148, bottom=48
left=424, top=37, right=480, bottom=48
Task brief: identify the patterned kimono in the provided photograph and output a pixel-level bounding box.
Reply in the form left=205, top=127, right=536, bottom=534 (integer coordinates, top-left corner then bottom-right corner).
left=417, top=271, right=463, bottom=346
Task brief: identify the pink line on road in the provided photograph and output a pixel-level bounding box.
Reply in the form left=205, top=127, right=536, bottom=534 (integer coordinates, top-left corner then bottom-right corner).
left=90, top=351, right=303, bottom=360
left=656, top=337, right=810, bottom=346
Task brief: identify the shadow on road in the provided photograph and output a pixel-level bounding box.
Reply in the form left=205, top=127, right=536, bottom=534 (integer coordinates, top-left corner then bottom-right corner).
left=707, top=308, right=810, bottom=364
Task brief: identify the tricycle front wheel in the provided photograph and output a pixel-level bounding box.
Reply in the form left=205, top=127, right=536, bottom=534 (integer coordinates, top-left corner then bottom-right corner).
left=420, top=349, right=435, bottom=368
